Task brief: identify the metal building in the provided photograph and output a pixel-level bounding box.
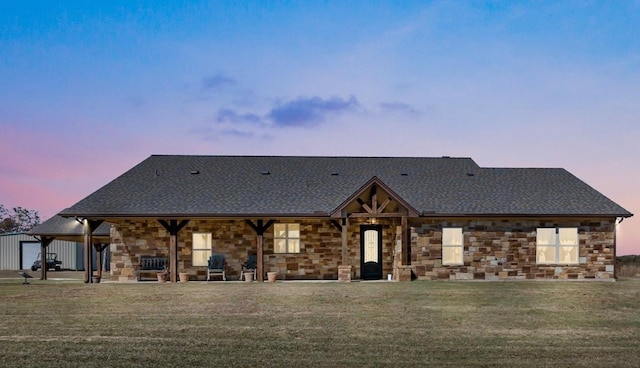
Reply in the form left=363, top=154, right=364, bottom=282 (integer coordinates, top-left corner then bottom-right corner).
left=0, top=232, right=81, bottom=270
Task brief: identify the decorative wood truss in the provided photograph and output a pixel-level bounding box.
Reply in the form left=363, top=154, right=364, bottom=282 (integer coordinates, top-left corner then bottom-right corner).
left=330, top=176, right=419, bottom=219
left=330, top=177, right=419, bottom=265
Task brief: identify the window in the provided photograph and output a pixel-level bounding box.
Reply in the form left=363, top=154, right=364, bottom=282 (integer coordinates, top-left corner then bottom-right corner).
left=442, top=227, right=463, bottom=265
left=192, top=232, right=212, bottom=266
left=536, top=228, right=578, bottom=264
left=274, top=223, right=300, bottom=253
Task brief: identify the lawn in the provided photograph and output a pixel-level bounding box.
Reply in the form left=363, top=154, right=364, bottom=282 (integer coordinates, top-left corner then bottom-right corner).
left=0, top=279, right=638, bottom=367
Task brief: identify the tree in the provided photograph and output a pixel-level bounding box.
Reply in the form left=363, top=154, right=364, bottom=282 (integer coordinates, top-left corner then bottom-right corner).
left=0, top=204, right=41, bottom=233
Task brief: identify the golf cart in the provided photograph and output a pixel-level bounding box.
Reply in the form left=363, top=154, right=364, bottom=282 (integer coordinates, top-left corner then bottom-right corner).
left=31, top=253, right=62, bottom=271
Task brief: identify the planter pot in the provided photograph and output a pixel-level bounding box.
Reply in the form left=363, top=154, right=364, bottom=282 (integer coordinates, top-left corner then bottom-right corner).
left=157, top=272, right=167, bottom=283
left=92, top=276, right=101, bottom=283
left=267, top=272, right=278, bottom=283
left=179, top=272, right=189, bottom=283
left=244, top=272, right=254, bottom=282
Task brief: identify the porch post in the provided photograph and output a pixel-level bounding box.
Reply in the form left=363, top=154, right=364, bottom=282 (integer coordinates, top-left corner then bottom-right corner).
left=158, top=220, right=190, bottom=283
left=95, top=245, right=102, bottom=279
left=401, top=216, right=409, bottom=265
left=83, top=219, right=103, bottom=283
left=84, top=220, right=91, bottom=283
left=245, top=219, right=275, bottom=282
left=39, top=237, right=54, bottom=280
left=341, top=217, right=348, bottom=264
left=257, top=234, right=264, bottom=282
left=169, top=235, right=177, bottom=282
left=93, top=244, right=109, bottom=279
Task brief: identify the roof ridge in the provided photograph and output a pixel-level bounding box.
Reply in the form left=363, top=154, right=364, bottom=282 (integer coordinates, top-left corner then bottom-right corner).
left=149, top=154, right=475, bottom=159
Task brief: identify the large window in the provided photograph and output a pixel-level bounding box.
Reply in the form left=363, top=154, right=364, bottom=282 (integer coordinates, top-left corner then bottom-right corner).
left=274, top=223, right=300, bottom=253
left=442, top=227, right=463, bottom=265
left=536, top=228, right=578, bottom=264
left=192, top=232, right=212, bottom=266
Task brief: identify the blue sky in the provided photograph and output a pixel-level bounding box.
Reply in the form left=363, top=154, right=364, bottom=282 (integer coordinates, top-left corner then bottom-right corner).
left=1, top=1, right=638, bottom=253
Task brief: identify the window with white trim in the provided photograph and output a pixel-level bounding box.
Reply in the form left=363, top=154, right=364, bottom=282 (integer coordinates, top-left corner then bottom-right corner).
left=274, top=223, right=300, bottom=253
left=442, top=227, right=463, bottom=265
left=536, top=227, right=578, bottom=264
left=192, top=232, right=212, bottom=266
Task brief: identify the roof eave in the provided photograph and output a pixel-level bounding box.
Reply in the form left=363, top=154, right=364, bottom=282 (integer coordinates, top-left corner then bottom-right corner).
left=419, top=212, right=633, bottom=218
left=58, top=212, right=333, bottom=220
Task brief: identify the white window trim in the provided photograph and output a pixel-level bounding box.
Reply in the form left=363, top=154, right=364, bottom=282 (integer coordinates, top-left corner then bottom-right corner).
left=536, top=227, right=579, bottom=265
left=442, top=227, right=464, bottom=266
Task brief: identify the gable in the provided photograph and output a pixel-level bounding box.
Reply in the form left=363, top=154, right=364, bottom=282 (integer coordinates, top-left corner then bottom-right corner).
left=330, top=176, right=419, bottom=218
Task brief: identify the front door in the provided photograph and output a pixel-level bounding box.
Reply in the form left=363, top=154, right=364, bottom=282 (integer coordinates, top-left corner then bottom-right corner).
left=360, top=225, right=382, bottom=280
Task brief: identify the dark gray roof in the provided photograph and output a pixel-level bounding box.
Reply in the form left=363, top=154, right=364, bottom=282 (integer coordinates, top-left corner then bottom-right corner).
left=28, top=215, right=111, bottom=240
left=59, top=155, right=632, bottom=218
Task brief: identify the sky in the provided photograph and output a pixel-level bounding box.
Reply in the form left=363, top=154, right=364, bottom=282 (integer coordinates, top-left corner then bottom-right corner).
left=0, top=1, right=638, bottom=254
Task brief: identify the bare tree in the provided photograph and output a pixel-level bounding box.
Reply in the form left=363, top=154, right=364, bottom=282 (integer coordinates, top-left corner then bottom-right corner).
left=0, top=204, right=41, bottom=233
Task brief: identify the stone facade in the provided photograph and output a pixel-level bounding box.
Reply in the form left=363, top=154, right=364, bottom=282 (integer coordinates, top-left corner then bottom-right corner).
left=409, top=218, right=616, bottom=280
left=108, top=217, right=617, bottom=282
left=109, top=218, right=397, bottom=281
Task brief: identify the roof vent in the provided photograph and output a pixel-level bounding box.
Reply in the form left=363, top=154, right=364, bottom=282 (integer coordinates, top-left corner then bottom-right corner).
left=401, top=173, right=409, bottom=176
left=466, top=172, right=475, bottom=177
left=190, top=170, right=200, bottom=175
left=442, top=156, right=451, bottom=159
left=261, top=170, right=270, bottom=175
left=331, top=172, right=339, bottom=176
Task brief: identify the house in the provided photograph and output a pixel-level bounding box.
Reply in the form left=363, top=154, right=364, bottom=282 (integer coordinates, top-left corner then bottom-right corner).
left=44, top=155, right=632, bottom=283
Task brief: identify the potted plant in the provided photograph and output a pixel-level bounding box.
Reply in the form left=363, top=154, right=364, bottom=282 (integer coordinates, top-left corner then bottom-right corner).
left=179, top=272, right=190, bottom=283
left=243, top=272, right=254, bottom=282
left=267, top=271, right=278, bottom=283
left=157, top=265, right=168, bottom=283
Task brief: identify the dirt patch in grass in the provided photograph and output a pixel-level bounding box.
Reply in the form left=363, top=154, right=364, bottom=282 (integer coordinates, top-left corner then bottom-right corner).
left=0, top=280, right=639, bottom=367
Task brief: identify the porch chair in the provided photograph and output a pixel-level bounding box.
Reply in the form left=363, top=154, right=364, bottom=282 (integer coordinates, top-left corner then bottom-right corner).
left=240, top=254, right=257, bottom=281
left=207, top=254, right=227, bottom=281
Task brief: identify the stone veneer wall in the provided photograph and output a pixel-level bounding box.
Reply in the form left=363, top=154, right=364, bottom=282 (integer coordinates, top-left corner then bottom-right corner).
left=409, top=218, right=617, bottom=280
left=109, top=218, right=397, bottom=281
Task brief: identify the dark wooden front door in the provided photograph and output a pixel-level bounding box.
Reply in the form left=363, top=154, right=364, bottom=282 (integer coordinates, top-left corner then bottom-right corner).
left=360, top=225, right=382, bottom=280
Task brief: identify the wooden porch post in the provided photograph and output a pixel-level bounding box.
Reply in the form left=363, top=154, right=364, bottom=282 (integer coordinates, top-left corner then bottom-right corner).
left=84, top=221, right=91, bottom=283
left=401, top=216, right=409, bottom=265
left=245, top=219, right=275, bottom=282
left=169, top=234, right=177, bottom=283
left=341, top=217, right=348, bottom=265
left=94, top=245, right=102, bottom=279
left=39, top=237, right=54, bottom=280
left=83, top=219, right=103, bottom=283
left=158, top=220, right=190, bottom=283
left=257, top=234, right=264, bottom=282
left=93, top=244, right=109, bottom=279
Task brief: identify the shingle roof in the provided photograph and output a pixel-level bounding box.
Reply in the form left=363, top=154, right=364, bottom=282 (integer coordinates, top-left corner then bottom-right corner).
left=28, top=215, right=111, bottom=239
left=59, top=155, right=632, bottom=218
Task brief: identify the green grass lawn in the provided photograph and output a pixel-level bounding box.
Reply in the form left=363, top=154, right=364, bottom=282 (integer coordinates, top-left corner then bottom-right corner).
left=0, top=279, right=639, bottom=367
